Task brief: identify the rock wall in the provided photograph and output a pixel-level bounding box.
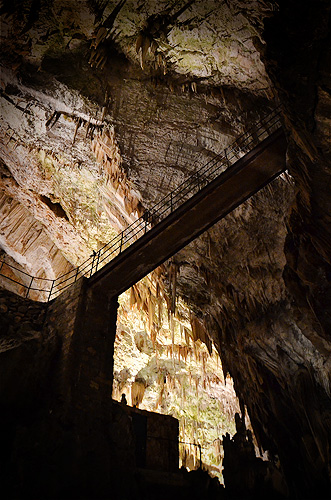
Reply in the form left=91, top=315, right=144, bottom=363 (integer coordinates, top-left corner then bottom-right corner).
left=264, top=0, right=331, bottom=343
left=0, top=287, right=52, bottom=412
left=0, top=0, right=275, bottom=283
left=0, top=1, right=330, bottom=497
left=223, top=1, right=331, bottom=496
left=0, top=191, right=73, bottom=296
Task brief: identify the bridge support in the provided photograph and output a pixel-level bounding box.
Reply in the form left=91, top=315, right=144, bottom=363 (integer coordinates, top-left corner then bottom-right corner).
left=8, top=280, right=140, bottom=498
left=45, top=277, right=119, bottom=410
left=68, top=284, right=119, bottom=411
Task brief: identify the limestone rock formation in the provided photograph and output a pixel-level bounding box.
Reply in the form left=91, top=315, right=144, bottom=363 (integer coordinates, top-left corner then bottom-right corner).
left=0, top=1, right=330, bottom=498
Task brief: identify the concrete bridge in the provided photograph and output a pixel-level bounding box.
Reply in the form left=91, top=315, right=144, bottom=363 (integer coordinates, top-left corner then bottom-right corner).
left=91, top=126, right=286, bottom=298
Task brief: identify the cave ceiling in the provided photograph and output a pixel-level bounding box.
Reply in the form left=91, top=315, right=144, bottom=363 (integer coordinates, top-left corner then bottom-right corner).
left=1, top=1, right=331, bottom=493
left=0, top=0, right=280, bottom=278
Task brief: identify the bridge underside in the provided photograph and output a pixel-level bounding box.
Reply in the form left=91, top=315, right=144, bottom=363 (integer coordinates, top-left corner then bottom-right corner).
left=91, top=129, right=287, bottom=298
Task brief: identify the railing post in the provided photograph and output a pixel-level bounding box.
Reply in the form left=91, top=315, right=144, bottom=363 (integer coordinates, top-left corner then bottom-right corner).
left=26, top=276, right=34, bottom=298
left=198, top=443, right=202, bottom=469
left=90, top=251, right=96, bottom=277
left=196, top=172, right=200, bottom=191
left=170, top=192, right=173, bottom=212
left=48, top=279, right=54, bottom=302
left=0, top=261, right=4, bottom=273
left=119, top=232, right=124, bottom=252
left=75, top=266, right=80, bottom=282
left=95, top=250, right=101, bottom=273
left=224, top=148, right=230, bottom=168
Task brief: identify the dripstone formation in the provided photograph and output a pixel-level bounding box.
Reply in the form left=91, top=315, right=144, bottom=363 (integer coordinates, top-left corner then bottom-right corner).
left=0, top=1, right=330, bottom=499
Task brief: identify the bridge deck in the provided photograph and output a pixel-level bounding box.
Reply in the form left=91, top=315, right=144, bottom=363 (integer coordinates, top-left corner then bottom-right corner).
left=90, top=128, right=287, bottom=297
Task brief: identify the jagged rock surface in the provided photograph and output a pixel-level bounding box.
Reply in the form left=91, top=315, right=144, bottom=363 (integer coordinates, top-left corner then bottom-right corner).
left=0, top=1, right=330, bottom=498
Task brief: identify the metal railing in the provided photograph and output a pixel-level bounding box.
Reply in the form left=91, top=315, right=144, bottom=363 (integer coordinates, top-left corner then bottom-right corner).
left=0, top=107, right=283, bottom=302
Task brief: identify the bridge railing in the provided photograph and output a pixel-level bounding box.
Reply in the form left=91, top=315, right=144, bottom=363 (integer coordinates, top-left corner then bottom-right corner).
left=0, top=107, right=282, bottom=301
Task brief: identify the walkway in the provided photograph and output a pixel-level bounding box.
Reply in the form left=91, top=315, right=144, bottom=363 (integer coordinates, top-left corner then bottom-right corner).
left=0, top=108, right=286, bottom=300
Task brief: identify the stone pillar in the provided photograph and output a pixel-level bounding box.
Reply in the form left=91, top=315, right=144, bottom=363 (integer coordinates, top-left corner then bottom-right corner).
left=45, top=277, right=119, bottom=412
left=26, top=279, right=132, bottom=499
left=67, top=280, right=119, bottom=411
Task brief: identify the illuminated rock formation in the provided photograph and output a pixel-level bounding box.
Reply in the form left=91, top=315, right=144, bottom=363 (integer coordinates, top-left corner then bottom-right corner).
left=0, top=1, right=330, bottom=498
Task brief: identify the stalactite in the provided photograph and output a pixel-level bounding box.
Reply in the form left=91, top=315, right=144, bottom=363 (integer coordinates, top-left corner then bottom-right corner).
left=92, top=128, right=142, bottom=220
left=191, top=82, right=197, bottom=93
left=157, top=293, right=163, bottom=332
left=195, top=376, right=199, bottom=398
left=147, top=286, right=155, bottom=333
left=72, top=117, right=82, bottom=144
left=190, top=313, right=212, bottom=354
left=168, top=261, right=178, bottom=314
left=45, top=111, right=61, bottom=129
left=131, top=379, right=146, bottom=407
left=170, top=313, right=175, bottom=353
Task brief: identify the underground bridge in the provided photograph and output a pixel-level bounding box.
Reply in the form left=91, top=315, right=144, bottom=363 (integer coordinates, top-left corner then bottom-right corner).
left=28, top=109, right=286, bottom=407
left=0, top=109, right=287, bottom=408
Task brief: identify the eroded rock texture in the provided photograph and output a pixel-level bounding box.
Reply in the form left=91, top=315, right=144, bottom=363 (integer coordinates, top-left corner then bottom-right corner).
left=0, top=0, right=330, bottom=498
